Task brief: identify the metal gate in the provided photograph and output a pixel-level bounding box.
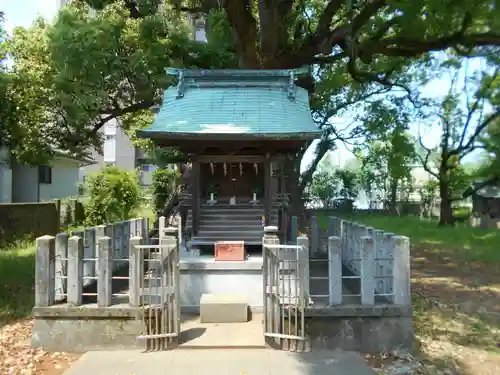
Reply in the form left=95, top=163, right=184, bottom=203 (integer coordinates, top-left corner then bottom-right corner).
left=134, top=241, right=180, bottom=350
left=263, top=243, right=308, bottom=351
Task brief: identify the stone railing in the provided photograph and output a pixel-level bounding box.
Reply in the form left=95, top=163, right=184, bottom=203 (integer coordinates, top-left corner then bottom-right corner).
left=35, top=217, right=149, bottom=307
left=308, top=216, right=411, bottom=307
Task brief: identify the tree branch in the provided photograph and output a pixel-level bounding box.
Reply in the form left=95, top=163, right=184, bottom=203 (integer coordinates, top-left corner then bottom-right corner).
left=417, top=132, right=440, bottom=179
left=92, top=100, right=156, bottom=134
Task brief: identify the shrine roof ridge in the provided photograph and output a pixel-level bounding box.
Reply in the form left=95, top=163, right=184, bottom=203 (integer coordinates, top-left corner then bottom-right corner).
left=165, top=67, right=310, bottom=79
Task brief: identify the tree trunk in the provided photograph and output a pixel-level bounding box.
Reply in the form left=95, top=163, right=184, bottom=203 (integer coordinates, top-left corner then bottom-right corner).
left=284, top=155, right=307, bottom=229
left=438, top=181, right=454, bottom=226
left=389, top=178, right=398, bottom=215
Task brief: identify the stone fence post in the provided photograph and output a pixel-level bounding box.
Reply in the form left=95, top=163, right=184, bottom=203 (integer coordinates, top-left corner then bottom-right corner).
left=98, top=236, right=113, bottom=307
left=35, top=235, right=56, bottom=307
left=297, top=236, right=310, bottom=298
left=141, top=217, right=149, bottom=242
left=93, top=225, right=106, bottom=286
left=328, top=236, right=342, bottom=305
left=129, top=236, right=143, bottom=307
left=67, top=236, right=83, bottom=306
left=105, top=224, right=116, bottom=272
left=360, top=235, right=375, bottom=305
left=165, top=226, right=180, bottom=337
left=159, top=216, right=167, bottom=243
left=372, top=229, right=384, bottom=296
left=84, top=227, right=96, bottom=279
left=393, top=236, right=411, bottom=305
left=262, top=226, right=280, bottom=344
left=310, top=216, right=319, bottom=257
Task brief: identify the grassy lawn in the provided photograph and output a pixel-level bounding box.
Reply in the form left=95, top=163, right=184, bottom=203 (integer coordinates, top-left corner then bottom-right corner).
left=316, top=212, right=500, bottom=374
left=316, top=213, right=500, bottom=263
left=0, top=241, right=36, bottom=326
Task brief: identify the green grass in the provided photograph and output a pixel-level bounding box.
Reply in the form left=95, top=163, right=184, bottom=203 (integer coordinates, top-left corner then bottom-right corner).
left=0, top=241, right=36, bottom=325
left=316, top=213, right=500, bottom=263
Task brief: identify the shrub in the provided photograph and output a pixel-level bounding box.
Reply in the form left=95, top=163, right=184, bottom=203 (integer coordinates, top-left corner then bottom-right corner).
left=152, top=167, right=180, bottom=213
left=84, top=166, right=141, bottom=226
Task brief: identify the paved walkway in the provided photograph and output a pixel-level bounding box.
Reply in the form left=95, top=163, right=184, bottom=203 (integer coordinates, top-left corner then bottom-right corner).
left=63, top=349, right=376, bottom=375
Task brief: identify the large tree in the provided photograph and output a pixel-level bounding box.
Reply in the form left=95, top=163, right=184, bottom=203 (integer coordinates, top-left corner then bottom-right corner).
left=418, top=65, right=500, bottom=225
left=4, top=0, right=500, bottom=204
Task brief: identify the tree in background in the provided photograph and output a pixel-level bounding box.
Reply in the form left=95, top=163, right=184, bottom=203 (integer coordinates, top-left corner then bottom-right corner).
left=84, top=165, right=141, bottom=225
left=357, top=101, right=417, bottom=211
left=151, top=167, right=181, bottom=214
left=335, top=168, right=359, bottom=206
left=418, top=65, right=500, bottom=225
left=309, top=154, right=339, bottom=208
left=308, top=153, right=360, bottom=209
left=0, top=12, right=17, bottom=151
left=3, top=0, right=500, bottom=213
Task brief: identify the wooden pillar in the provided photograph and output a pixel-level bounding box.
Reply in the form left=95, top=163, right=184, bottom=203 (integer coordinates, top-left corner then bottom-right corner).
left=191, top=157, right=200, bottom=235
left=264, top=154, right=271, bottom=226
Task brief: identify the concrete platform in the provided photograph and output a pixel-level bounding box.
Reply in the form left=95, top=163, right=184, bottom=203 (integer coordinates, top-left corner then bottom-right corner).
left=179, top=313, right=265, bottom=348
left=63, top=348, right=376, bottom=375
left=200, top=293, right=248, bottom=323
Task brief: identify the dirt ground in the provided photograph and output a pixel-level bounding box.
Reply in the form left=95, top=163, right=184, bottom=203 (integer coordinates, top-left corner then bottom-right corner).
left=0, top=320, right=79, bottom=375
left=369, top=245, right=500, bottom=375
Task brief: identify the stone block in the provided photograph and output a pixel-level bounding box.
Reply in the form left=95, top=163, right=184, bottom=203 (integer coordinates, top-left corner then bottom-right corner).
left=215, top=241, right=245, bottom=261
left=200, top=293, right=248, bottom=323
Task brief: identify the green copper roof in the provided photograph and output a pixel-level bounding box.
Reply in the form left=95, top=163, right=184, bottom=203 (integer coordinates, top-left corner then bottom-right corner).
left=139, top=68, right=321, bottom=140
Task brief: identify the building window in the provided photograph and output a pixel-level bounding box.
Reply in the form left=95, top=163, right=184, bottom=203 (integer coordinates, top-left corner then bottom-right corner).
left=105, top=134, right=114, bottom=140
left=141, top=164, right=155, bottom=172
left=39, top=165, right=52, bottom=184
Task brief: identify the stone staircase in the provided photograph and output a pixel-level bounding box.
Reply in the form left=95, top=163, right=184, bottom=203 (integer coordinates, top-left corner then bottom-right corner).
left=187, top=203, right=279, bottom=245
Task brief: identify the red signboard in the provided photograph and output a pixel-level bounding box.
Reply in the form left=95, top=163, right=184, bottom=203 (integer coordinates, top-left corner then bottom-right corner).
left=215, top=241, right=245, bottom=261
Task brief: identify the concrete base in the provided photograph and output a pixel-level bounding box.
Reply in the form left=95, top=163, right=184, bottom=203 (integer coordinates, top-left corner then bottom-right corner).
left=31, top=305, right=144, bottom=352
left=180, top=256, right=263, bottom=313
left=31, top=304, right=413, bottom=353
left=200, top=293, right=248, bottom=323
left=305, top=305, right=414, bottom=354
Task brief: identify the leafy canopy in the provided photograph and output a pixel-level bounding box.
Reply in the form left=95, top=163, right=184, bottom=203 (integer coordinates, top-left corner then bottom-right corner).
left=2, top=0, right=500, bottom=181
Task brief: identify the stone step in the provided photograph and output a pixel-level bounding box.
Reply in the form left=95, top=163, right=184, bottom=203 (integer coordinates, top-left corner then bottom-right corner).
left=200, top=293, right=248, bottom=323
left=179, top=313, right=266, bottom=349
left=191, top=236, right=263, bottom=244
left=199, top=224, right=264, bottom=231
left=197, top=230, right=264, bottom=237
left=189, top=216, right=278, bottom=223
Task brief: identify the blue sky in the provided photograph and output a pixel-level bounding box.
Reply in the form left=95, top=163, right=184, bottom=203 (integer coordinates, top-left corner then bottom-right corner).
left=1, top=0, right=59, bottom=32
left=2, top=1, right=485, bottom=171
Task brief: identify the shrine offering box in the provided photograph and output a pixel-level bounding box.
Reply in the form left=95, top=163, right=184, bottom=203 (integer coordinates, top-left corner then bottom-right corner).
left=215, top=241, right=245, bottom=261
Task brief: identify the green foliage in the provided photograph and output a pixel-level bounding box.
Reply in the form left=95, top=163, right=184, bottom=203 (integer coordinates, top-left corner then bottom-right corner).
left=3, top=1, right=234, bottom=162
left=419, top=179, right=439, bottom=217
left=310, top=171, right=339, bottom=208
left=356, top=103, right=417, bottom=208
left=309, top=154, right=339, bottom=207
left=84, top=165, right=141, bottom=225
left=3, top=0, right=500, bottom=183
left=151, top=167, right=180, bottom=213
left=309, top=154, right=360, bottom=208
left=334, top=168, right=359, bottom=202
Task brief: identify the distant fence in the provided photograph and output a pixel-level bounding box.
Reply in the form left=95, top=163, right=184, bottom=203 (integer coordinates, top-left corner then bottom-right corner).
left=0, top=202, right=60, bottom=246
left=55, top=198, right=85, bottom=228
left=291, top=215, right=411, bottom=307
left=307, top=201, right=434, bottom=218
